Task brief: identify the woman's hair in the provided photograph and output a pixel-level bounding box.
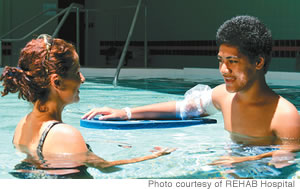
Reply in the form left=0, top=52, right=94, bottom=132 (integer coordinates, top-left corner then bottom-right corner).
left=0, top=35, right=79, bottom=111
left=216, top=15, right=273, bottom=73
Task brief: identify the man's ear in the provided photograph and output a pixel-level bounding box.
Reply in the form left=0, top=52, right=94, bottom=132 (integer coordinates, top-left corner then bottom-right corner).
left=50, top=74, right=62, bottom=89
left=255, top=57, right=265, bottom=70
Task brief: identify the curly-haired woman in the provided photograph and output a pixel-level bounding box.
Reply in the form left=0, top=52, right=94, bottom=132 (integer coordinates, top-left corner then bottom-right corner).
left=0, top=35, right=174, bottom=178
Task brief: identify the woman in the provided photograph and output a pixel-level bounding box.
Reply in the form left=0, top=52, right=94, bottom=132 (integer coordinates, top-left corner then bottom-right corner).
left=0, top=34, right=174, bottom=178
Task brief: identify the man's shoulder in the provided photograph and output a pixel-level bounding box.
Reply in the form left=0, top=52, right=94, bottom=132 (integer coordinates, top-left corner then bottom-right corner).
left=212, top=84, right=233, bottom=109
left=272, top=96, right=300, bottom=139
left=212, top=84, right=231, bottom=96
left=276, top=96, right=298, bottom=116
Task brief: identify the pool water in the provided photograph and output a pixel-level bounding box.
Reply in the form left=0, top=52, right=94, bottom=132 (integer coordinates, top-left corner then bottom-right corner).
left=0, top=76, right=300, bottom=179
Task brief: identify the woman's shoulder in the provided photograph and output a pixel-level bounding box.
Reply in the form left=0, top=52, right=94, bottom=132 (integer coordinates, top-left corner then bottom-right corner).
left=13, top=116, right=28, bottom=144
left=42, top=122, right=89, bottom=154
left=47, top=122, right=80, bottom=136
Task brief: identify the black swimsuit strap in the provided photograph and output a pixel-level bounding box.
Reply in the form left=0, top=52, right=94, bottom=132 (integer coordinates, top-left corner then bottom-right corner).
left=37, top=121, right=61, bottom=162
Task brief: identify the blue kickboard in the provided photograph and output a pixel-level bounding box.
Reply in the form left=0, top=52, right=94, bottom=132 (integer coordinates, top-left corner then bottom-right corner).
left=80, top=118, right=217, bottom=130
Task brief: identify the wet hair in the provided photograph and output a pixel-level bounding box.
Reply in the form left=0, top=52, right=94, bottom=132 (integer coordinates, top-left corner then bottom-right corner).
left=0, top=35, right=79, bottom=111
left=216, top=15, right=273, bottom=73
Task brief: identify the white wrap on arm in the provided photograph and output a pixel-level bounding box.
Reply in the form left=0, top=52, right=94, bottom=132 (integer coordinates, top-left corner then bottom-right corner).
left=176, top=84, right=219, bottom=119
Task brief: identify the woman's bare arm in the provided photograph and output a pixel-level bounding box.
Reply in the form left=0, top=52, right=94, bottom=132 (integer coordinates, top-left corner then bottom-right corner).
left=84, top=147, right=176, bottom=169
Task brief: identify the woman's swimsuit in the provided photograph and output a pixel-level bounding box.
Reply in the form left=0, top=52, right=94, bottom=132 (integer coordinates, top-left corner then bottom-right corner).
left=10, top=121, right=93, bottom=179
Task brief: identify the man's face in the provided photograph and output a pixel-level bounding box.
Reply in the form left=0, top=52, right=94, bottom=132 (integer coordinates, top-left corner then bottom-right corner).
left=218, top=44, right=258, bottom=93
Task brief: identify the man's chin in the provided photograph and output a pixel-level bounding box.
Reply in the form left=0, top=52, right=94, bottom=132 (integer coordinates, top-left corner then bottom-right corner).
left=225, top=86, right=237, bottom=93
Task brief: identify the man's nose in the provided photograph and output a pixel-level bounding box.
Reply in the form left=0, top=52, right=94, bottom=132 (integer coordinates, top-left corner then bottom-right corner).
left=219, top=62, right=230, bottom=74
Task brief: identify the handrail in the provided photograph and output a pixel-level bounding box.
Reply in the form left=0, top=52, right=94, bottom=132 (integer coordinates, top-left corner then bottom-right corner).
left=0, top=3, right=83, bottom=67
left=144, top=0, right=148, bottom=68
left=52, top=5, right=74, bottom=37
left=76, top=7, right=80, bottom=56
left=0, top=9, right=56, bottom=39
left=113, top=0, right=143, bottom=86
left=86, top=6, right=140, bottom=12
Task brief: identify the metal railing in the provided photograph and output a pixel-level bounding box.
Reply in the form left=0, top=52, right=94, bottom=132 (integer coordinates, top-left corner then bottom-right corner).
left=0, top=3, right=83, bottom=67
left=113, top=0, right=146, bottom=86
left=1, top=1, right=148, bottom=87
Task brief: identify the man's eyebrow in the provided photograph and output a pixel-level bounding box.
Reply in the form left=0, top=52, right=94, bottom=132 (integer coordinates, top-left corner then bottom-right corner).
left=217, top=55, right=239, bottom=59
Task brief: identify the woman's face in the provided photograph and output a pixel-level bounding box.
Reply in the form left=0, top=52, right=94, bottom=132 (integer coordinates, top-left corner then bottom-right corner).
left=60, top=62, right=85, bottom=104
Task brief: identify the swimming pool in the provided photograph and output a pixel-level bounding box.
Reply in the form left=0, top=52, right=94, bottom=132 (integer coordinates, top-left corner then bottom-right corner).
left=0, top=68, right=300, bottom=179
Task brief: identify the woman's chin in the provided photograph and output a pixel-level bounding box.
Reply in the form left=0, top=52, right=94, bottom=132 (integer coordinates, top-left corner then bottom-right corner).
left=74, top=97, right=80, bottom=103
left=70, top=96, right=80, bottom=104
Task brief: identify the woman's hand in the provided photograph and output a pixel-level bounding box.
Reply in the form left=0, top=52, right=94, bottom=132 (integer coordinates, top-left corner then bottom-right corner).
left=81, top=107, right=128, bottom=120
left=150, top=146, right=177, bottom=157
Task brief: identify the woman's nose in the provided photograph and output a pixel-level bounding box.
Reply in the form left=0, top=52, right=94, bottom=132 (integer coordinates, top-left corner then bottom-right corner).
left=80, top=72, right=85, bottom=83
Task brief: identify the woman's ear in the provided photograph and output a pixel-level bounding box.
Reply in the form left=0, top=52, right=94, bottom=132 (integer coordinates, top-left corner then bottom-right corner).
left=50, top=74, right=62, bottom=89
left=255, top=57, right=265, bottom=70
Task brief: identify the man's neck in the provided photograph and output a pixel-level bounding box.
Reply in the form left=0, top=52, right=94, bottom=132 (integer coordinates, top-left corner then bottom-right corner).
left=235, top=76, right=276, bottom=105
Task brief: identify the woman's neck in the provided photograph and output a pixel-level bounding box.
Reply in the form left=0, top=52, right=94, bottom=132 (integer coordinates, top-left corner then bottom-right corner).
left=32, top=99, right=65, bottom=122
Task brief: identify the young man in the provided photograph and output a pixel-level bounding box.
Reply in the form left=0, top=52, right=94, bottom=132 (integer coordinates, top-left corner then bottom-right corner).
left=83, top=16, right=300, bottom=165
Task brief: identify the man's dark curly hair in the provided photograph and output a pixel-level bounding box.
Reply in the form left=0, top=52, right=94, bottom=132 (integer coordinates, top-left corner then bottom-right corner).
left=216, top=15, right=272, bottom=73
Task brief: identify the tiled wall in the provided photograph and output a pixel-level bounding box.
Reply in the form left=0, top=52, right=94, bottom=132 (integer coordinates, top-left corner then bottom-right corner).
left=100, top=40, right=300, bottom=58
left=272, top=40, right=300, bottom=58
